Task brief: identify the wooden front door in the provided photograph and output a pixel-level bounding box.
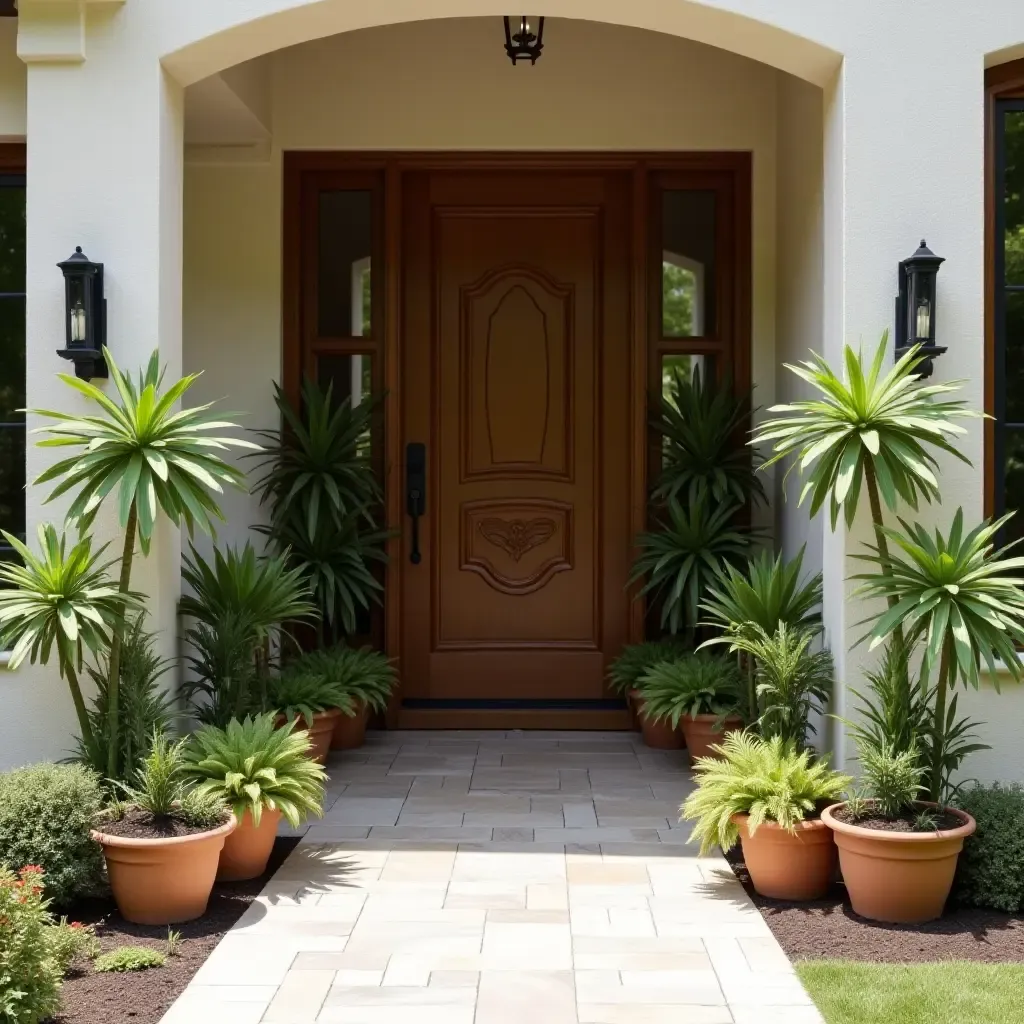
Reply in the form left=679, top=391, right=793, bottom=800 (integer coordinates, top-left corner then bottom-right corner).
left=400, top=170, right=633, bottom=723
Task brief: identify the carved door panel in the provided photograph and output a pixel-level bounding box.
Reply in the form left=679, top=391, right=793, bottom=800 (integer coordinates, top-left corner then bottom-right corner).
left=401, top=171, right=631, bottom=714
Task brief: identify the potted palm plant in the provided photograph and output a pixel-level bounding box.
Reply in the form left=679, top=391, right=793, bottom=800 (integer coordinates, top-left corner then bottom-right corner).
left=682, top=732, right=850, bottom=901
left=264, top=669, right=351, bottom=763
left=91, top=734, right=235, bottom=925
left=636, top=651, right=744, bottom=756
left=607, top=638, right=691, bottom=731
left=186, top=714, right=327, bottom=880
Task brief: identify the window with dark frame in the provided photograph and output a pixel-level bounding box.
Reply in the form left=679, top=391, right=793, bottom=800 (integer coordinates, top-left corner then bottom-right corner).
left=0, top=171, right=25, bottom=559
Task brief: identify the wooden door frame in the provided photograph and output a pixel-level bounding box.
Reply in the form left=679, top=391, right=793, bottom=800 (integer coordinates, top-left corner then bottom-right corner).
left=282, top=151, right=752, bottom=725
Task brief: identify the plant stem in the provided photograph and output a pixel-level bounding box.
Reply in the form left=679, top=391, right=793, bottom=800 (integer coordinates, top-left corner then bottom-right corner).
left=65, top=660, right=93, bottom=749
left=105, top=501, right=138, bottom=780
left=929, top=637, right=952, bottom=804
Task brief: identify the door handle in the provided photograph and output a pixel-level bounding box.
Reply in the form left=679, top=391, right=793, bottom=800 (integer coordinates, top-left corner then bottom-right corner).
left=406, top=442, right=426, bottom=565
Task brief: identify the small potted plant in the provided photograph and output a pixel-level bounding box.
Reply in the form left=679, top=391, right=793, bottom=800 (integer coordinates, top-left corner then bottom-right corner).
left=682, top=731, right=850, bottom=900
left=264, top=669, right=351, bottom=764
left=294, top=646, right=397, bottom=750
left=607, top=638, right=690, bottom=732
left=186, top=713, right=327, bottom=880
left=91, top=734, right=235, bottom=925
left=822, top=742, right=976, bottom=923
left=637, top=651, right=744, bottom=757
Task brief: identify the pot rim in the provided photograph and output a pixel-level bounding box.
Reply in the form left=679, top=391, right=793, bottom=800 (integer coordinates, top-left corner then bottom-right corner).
left=730, top=812, right=830, bottom=833
left=683, top=713, right=744, bottom=723
left=821, top=801, right=976, bottom=842
left=91, top=812, right=238, bottom=849
left=275, top=706, right=344, bottom=726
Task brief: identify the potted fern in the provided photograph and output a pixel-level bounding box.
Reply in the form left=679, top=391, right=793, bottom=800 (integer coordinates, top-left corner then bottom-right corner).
left=186, top=714, right=327, bottom=880
left=264, top=669, right=352, bottom=763
left=682, top=732, right=850, bottom=901
left=606, top=638, right=690, bottom=732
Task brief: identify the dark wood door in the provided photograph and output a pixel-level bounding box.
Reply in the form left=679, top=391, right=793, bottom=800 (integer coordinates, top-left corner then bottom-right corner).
left=400, top=170, right=632, bottom=722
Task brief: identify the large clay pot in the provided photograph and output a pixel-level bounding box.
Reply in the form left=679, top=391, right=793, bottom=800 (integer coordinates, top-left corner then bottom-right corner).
left=822, top=802, right=976, bottom=924
left=92, top=814, right=236, bottom=925
left=332, top=700, right=369, bottom=750
left=636, top=698, right=683, bottom=750
left=733, top=814, right=836, bottom=901
left=217, top=807, right=282, bottom=882
left=276, top=708, right=342, bottom=765
left=680, top=714, right=744, bottom=763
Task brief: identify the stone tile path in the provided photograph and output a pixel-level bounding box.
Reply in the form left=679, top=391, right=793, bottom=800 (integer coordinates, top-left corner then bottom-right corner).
left=161, top=731, right=822, bottom=1023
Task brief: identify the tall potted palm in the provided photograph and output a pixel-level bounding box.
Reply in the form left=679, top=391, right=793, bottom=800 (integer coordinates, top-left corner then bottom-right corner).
left=29, top=348, right=256, bottom=778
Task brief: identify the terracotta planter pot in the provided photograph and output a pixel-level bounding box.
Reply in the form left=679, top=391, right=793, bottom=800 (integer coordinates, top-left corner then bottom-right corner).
left=733, top=814, right=836, bottom=901
left=636, top=698, right=683, bottom=750
left=217, top=808, right=282, bottom=882
left=92, top=815, right=236, bottom=926
left=680, top=714, right=744, bottom=763
left=822, top=802, right=976, bottom=924
left=627, top=689, right=643, bottom=733
left=332, top=700, right=369, bottom=750
left=276, top=707, right=342, bottom=765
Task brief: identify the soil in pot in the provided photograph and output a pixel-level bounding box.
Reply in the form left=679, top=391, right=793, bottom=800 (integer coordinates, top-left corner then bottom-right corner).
left=217, top=807, right=282, bottom=882
left=92, top=811, right=236, bottom=926
left=332, top=700, right=369, bottom=750
left=734, top=814, right=836, bottom=901
left=822, top=802, right=976, bottom=925
left=276, top=707, right=341, bottom=764
left=680, top=714, right=743, bottom=763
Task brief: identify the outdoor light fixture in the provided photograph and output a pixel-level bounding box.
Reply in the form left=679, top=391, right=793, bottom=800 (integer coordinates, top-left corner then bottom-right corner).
left=894, top=239, right=945, bottom=377
left=504, top=15, right=544, bottom=64
left=57, top=246, right=107, bottom=380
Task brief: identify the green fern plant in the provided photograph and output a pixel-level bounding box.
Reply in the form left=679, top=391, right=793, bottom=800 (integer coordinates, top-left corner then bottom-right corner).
left=264, top=669, right=352, bottom=726
left=681, top=732, right=850, bottom=855
left=606, top=638, right=691, bottom=697
left=294, top=645, right=397, bottom=714
left=636, top=653, right=743, bottom=727
left=186, top=714, right=326, bottom=828
left=856, top=741, right=927, bottom=819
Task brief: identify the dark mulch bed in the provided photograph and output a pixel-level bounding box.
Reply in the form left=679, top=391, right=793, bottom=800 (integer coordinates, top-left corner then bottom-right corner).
left=726, top=846, right=1024, bottom=964
left=48, top=837, right=299, bottom=1024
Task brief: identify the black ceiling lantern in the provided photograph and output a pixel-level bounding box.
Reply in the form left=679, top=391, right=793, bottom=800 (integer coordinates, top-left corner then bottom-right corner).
left=895, top=239, right=945, bottom=378
left=57, top=246, right=107, bottom=380
left=504, top=16, right=544, bottom=65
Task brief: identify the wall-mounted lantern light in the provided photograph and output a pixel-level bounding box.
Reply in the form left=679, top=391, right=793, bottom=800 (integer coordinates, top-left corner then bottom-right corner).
left=895, top=239, right=945, bottom=378
left=57, top=246, right=107, bottom=380
left=504, top=16, right=544, bottom=64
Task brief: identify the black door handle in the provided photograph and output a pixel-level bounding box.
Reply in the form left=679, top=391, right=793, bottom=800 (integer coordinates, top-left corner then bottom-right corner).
left=406, top=442, right=426, bottom=565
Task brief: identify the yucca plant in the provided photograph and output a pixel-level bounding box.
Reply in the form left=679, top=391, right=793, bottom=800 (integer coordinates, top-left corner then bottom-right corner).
left=636, top=652, right=743, bottom=728
left=854, top=509, right=1024, bottom=800
left=654, top=365, right=765, bottom=508
left=0, top=524, right=142, bottom=749
left=30, top=348, right=256, bottom=778
left=681, top=731, right=850, bottom=855
left=264, top=669, right=352, bottom=726
left=294, top=645, right=397, bottom=714
left=185, top=714, right=327, bottom=829
left=631, top=497, right=754, bottom=636
left=606, top=638, right=691, bottom=697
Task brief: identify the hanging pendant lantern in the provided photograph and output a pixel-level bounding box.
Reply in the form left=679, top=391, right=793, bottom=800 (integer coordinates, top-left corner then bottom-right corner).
left=504, top=16, right=545, bottom=65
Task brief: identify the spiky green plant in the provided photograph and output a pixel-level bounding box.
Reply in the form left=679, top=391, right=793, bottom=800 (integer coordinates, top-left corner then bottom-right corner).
left=681, top=732, right=850, bottom=855
left=606, top=638, right=692, bottom=697
left=653, top=365, right=765, bottom=508
left=185, top=714, right=327, bottom=828
left=0, top=524, right=141, bottom=749
left=30, top=348, right=256, bottom=778
left=856, top=742, right=928, bottom=820
left=853, top=509, right=1024, bottom=800
left=264, top=669, right=352, bottom=726
left=636, top=653, right=743, bottom=728
left=294, top=646, right=397, bottom=714
left=631, top=498, right=753, bottom=636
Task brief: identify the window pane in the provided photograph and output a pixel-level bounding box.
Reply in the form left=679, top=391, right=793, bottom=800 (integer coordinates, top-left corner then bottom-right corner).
left=0, top=423, right=24, bottom=544
left=0, top=183, right=25, bottom=293
left=661, top=353, right=714, bottom=405
left=1004, top=110, right=1024, bottom=286
left=1003, top=429, right=1024, bottom=548
left=661, top=191, right=716, bottom=337
left=1006, top=292, right=1024, bottom=422
left=316, top=352, right=373, bottom=455
left=0, top=296, right=25, bottom=423
left=318, top=191, right=373, bottom=337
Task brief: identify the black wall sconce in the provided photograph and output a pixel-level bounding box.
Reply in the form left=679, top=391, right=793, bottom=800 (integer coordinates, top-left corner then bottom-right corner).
left=504, top=16, right=544, bottom=64
left=57, top=246, right=107, bottom=380
left=895, top=239, right=945, bottom=378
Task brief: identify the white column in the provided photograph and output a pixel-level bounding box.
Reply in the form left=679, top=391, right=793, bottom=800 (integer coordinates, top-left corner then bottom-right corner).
left=822, top=41, right=985, bottom=773
left=10, top=4, right=184, bottom=764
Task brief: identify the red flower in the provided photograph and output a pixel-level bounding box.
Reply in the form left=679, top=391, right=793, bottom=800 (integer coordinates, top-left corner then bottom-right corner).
left=20, top=865, right=43, bottom=875
left=70, top=921, right=84, bottom=930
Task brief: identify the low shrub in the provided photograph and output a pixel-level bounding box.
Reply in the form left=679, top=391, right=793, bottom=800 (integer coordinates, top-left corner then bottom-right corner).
left=94, top=946, right=166, bottom=973
left=47, top=917, right=100, bottom=976
left=0, top=763, right=105, bottom=906
left=953, top=782, right=1024, bottom=913
left=0, top=865, right=63, bottom=1024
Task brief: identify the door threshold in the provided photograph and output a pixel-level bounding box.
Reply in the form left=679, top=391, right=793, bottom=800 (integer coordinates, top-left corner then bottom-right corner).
left=396, top=706, right=632, bottom=730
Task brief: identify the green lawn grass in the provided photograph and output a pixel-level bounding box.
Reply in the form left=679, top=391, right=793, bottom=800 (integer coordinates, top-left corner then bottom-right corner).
left=796, top=960, right=1024, bottom=1024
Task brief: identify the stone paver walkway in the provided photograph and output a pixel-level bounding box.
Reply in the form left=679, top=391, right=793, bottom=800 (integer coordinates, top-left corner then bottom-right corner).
left=161, top=731, right=823, bottom=1024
